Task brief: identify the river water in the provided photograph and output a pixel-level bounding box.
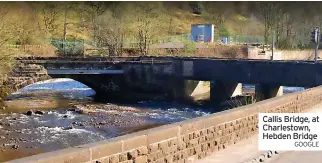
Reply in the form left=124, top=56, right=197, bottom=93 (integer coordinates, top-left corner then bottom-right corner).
left=0, top=79, right=304, bottom=162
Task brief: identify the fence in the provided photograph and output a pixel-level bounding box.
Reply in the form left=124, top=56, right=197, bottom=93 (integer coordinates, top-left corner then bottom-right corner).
left=122, top=34, right=191, bottom=48
left=229, top=35, right=265, bottom=44
left=50, top=39, right=85, bottom=56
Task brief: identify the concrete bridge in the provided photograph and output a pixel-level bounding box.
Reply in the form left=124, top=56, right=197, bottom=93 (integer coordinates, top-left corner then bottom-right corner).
left=10, top=56, right=322, bottom=103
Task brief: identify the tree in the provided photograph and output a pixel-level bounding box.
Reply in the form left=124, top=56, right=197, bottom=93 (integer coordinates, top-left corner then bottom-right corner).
left=202, top=2, right=235, bottom=39
left=258, top=2, right=275, bottom=47
left=130, top=2, right=166, bottom=56
left=37, top=2, right=60, bottom=35
left=96, top=11, right=124, bottom=56
left=0, top=3, right=18, bottom=76
left=82, top=2, right=108, bottom=44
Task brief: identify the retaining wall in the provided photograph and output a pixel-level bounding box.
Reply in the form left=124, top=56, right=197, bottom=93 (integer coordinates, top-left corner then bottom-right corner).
left=247, top=48, right=322, bottom=61
left=7, top=86, right=322, bottom=163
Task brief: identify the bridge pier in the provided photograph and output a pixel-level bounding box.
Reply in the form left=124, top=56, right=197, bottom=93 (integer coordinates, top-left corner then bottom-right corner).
left=255, top=84, right=283, bottom=101
left=171, top=79, right=199, bottom=101
left=210, top=80, right=242, bottom=103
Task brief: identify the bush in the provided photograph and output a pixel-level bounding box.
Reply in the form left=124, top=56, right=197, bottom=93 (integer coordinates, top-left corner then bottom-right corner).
left=277, top=39, right=294, bottom=50
left=0, top=47, right=17, bottom=75
left=51, top=39, right=84, bottom=56
left=0, top=85, right=12, bottom=100
left=183, top=40, right=196, bottom=54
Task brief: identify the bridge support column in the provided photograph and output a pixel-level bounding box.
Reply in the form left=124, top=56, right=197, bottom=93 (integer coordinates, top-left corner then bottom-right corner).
left=255, top=84, right=283, bottom=101
left=210, top=80, right=242, bottom=103
left=171, top=79, right=199, bottom=101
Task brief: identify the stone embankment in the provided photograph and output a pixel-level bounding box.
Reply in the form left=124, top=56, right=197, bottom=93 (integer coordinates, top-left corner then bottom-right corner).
left=0, top=64, right=50, bottom=100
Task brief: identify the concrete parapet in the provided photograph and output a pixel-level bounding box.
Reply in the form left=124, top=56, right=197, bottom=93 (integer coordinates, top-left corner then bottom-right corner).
left=6, top=85, right=322, bottom=163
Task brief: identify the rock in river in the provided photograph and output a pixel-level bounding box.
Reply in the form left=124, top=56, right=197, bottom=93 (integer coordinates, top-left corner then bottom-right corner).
left=11, top=144, right=19, bottom=150
left=35, top=110, right=44, bottom=115
left=62, top=126, right=73, bottom=130
left=25, top=110, right=33, bottom=116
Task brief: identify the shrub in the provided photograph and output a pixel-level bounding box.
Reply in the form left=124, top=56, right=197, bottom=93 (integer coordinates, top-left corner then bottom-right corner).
left=183, top=40, right=196, bottom=54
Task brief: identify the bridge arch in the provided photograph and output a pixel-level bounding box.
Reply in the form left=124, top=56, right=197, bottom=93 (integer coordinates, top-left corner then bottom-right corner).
left=6, top=78, right=96, bottom=99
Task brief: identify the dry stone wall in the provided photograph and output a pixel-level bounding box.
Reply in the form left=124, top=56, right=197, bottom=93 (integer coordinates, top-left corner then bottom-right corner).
left=7, top=86, right=322, bottom=163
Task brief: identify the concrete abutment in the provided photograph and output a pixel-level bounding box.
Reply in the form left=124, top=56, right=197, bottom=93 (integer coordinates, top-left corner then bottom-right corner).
left=171, top=79, right=199, bottom=101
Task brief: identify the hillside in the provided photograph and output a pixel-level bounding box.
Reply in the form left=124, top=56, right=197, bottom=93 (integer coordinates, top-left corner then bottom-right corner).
left=0, top=2, right=267, bottom=45
left=0, top=2, right=320, bottom=61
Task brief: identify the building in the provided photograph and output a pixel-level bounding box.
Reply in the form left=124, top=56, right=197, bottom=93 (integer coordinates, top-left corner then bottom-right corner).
left=191, top=24, right=214, bottom=43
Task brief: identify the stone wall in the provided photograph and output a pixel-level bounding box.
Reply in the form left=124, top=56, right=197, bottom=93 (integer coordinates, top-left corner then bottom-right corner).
left=247, top=48, right=322, bottom=61
left=0, top=64, right=50, bottom=99
left=277, top=50, right=322, bottom=60
left=7, top=85, right=322, bottom=163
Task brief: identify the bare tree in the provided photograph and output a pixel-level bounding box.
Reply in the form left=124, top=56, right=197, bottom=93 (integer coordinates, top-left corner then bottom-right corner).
left=259, top=2, right=275, bottom=48
left=0, top=4, right=18, bottom=75
left=41, top=3, right=59, bottom=34
left=133, top=2, right=165, bottom=56
left=82, top=2, right=108, bottom=44
left=202, top=2, right=234, bottom=38
left=96, top=11, right=124, bottom=56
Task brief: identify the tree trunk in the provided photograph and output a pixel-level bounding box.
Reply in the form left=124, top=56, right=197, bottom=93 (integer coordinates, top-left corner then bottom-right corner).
left=63, top=8, right=68, bottom=55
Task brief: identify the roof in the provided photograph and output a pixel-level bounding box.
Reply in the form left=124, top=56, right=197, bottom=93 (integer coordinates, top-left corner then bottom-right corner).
left=191, top=24, right=214, bottom=26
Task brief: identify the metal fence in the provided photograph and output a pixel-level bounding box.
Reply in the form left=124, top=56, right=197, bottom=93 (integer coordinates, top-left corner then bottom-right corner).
left=50, top=39, right=84, bottom=56
left=122, top=34, right=191, bottom=48
left=229, top=35, right=265, bottom=44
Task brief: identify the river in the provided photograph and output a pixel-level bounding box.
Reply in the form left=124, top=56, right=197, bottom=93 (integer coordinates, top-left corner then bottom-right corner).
left=0, top=79, right=304, bottom=162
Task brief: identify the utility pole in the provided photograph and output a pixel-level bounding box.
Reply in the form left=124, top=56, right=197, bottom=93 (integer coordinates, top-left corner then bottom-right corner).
left=271, top=29, right=275, bottom=61
left=311, top=26, right=320, bottom=63
left=315, top=27, right=320, bottom=63
left=63, top=7, right=68, bottom=56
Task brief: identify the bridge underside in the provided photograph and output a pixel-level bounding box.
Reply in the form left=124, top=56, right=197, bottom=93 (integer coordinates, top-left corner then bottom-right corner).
left=48, top=74, right=194, bottom=103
